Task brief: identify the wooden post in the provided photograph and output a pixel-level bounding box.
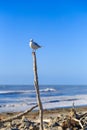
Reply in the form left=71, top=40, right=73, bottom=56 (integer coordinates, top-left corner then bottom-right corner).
left=32, top=51, right=43, bottom=130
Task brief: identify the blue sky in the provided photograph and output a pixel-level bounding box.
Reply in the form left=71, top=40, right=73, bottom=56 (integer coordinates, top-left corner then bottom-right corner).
left=0, top=0, right=87, bottom=85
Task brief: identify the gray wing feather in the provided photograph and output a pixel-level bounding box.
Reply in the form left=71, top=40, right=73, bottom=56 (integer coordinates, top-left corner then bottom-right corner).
left=34, top=42, right=41, bottom=47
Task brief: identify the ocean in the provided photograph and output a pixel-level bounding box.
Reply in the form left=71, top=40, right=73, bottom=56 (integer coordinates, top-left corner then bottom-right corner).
left=0, top=85, right=87, bottom=113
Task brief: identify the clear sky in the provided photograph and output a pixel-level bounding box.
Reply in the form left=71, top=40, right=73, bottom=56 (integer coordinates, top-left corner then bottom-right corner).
left=0, top=0, right=87, bottom=85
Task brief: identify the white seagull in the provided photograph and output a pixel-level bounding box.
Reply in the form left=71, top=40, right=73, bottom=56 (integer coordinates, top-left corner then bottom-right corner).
left=29, top=39, right=41, bottom=51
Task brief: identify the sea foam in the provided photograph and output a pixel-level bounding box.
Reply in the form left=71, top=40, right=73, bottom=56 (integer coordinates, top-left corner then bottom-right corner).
left=0, top=94, right=87, bottom=113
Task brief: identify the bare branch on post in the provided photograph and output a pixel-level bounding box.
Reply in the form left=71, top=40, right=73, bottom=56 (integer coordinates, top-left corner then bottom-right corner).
left=32, top=51, right=43, bottom=130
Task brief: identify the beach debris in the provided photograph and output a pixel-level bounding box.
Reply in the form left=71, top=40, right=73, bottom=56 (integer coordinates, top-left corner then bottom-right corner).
left=42, top=108, right=87, bottom=130
left=1, top=105, right=37, bottom=123
left=0, top=106, right=87, bottom=129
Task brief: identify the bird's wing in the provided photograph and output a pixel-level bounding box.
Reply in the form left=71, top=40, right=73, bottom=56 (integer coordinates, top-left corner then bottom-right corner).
left=34, top=42, right=41, bottom=47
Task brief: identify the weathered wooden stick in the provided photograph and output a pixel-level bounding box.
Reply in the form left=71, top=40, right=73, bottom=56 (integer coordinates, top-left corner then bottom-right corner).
left=32, top=51, right=43, bottom=130
left=79, top=112, right=87, bottom=120
left=71, top=104, right=87, bottom=120
left=71, top=118, right=83, bottom=129
left=1, top=105, right=38, bottom=123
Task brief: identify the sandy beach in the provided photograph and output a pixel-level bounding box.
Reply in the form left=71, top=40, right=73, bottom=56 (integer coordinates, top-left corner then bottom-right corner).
left=0, top=106, right=87, bottom=129
left=0, top=106, right=87, bottom=120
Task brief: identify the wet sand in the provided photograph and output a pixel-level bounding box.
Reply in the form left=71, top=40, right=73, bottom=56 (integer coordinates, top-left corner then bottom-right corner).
left=0, top=106, right=87, bottom=121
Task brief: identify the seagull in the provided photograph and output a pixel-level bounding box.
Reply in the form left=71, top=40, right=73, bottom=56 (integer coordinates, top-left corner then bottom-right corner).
left=29, top=39, right=41, bottom=51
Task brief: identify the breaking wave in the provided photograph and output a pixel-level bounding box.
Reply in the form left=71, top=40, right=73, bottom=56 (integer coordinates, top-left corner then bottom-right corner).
left=0, top=88, right=56, bottom=95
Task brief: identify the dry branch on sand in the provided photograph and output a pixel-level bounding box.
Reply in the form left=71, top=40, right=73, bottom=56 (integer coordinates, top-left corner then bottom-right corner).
left=1, top=105, right=38, bottom=123
left=0, top=105, right=87, bottom=129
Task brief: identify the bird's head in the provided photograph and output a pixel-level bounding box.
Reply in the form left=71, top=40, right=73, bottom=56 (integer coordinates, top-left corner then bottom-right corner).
left=30, top=39, right=33, bottom=42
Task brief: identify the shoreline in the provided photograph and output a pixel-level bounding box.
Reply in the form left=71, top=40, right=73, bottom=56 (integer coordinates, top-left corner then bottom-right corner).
left=0, top=105, right=87, bottom=120
left=0, top=106, right=87, bottom=129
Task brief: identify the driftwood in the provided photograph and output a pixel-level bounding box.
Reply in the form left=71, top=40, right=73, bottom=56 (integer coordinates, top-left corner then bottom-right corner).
left=79, top=112, right=87, bottom=120
left=1, top=105, right=38, bottom=123
left=67, top=107, right=87, bottom=129
left=32, top=51, right=43, bottom=130
left=61, top=117, right=83, bottom=129
left=40, top=107, right=87, bottom=129
left=71, top=117, right=83, bottom=129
